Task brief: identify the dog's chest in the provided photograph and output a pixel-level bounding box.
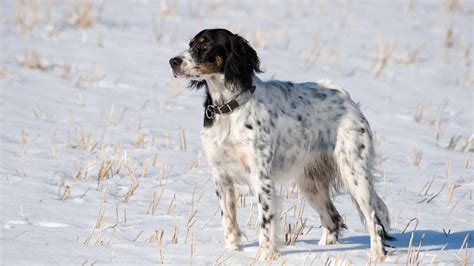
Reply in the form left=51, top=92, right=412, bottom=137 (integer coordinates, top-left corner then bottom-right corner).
left=201, top=122, right=253, bottom=181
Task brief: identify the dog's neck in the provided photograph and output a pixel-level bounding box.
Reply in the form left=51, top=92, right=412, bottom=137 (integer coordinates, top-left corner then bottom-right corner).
left=204, top=75, right=244, bottom=106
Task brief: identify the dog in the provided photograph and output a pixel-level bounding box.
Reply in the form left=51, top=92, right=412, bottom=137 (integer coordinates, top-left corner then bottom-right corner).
left=169, top=28, right=393, bottom=260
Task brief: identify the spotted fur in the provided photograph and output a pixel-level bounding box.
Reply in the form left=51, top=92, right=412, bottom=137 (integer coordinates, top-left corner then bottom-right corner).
left=169, top=29, right=393, bottom=260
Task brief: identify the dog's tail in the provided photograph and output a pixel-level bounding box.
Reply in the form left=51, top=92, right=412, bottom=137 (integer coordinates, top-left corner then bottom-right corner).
left=374, top=193, right=391, bottom=230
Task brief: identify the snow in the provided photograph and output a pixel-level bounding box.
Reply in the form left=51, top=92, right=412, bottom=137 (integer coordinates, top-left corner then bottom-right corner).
left=1, top=0, right=472, bottom=264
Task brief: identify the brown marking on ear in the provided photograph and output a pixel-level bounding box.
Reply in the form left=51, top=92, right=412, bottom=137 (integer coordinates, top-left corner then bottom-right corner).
left=216, top=55, right=223, bottom=67
left=196, top=63, right=221, bottom=74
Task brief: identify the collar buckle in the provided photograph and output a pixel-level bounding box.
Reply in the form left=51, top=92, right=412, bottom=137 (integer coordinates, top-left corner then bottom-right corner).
left=205, top=85, right=256, bottom=121
left=205, top=105, right=215, bottom=119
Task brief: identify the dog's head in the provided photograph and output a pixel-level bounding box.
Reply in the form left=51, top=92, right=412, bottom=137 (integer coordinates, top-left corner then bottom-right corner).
left=169, top=29, right=261, bottom=90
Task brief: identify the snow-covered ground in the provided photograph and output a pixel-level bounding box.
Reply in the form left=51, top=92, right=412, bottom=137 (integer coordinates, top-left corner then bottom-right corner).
left=1, top=0, right=472, bottom=264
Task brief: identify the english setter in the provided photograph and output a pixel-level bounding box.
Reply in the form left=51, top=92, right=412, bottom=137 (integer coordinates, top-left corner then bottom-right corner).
left=169, top=29, right=393, bottom=260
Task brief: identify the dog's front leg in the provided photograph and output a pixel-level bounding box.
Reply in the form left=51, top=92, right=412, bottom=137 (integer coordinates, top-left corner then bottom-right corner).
left=214, top=175, right=241, bottom=250
left=254, top=172, right=278, bottom=259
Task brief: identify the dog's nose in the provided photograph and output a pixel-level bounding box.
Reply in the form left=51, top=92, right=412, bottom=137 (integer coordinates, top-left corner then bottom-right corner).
left=169, top=57, right=183, bottom=68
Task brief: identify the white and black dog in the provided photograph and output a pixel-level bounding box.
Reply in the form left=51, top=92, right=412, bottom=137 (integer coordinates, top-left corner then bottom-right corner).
left=169, top=29, right=393, bottom=260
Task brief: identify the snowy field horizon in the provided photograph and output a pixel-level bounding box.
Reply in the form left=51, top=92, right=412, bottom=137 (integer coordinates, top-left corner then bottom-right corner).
left=1, top=0, right=473, bottom=265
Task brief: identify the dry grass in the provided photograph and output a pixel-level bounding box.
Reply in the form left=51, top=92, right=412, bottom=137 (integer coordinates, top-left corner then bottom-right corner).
left=69, top=0, right=93, bottom=28
left=414, top=103, right=423, bottom=123
left=166, top=193, right=176, bottom=214
left=22, top=50, right=48, bottom=70
left=15, top=0, right=38, bottom=36
left=396, top=43, right=426, bottom=64
left=18, top=129, right=29, bottom=156
left=146, top=189, right=163, bottom=215
left=74, top=68, right=106, bottom=88
left=406, top=232, right=425, bottom=264
left=186, top=152, right=203, bottom=172
left=303, top=36, right=326, bottom=71
left=71, top=130, right=98, bottom=152
left=179, top=127, right=187, bottom=150
left=372, top=36, right=397, bottom=78
left=159, top=0, right=177, bottom=16
left=444, top=0, right=463, bottom=12
left=0, top=68, right=14, bottom=80
left=57, top=59, right=72, bottom=78
left=84, top=186, right=109, bottom=244
left=444, top=26, right=454, bottom=49
left=445, top=159, right=452, bottom=178
left=151, top=14, right=163, bottom=42
left=445, top=183, right=460, bottom=207
left=454, top=233, right=471, bottom=265
left=446, top=135, right=463, bottom=150
left=123, top=161, right=139, bottom=203
left=158, top=163, right=173, bottom=186
left=410, top=148, right=423, bottom=167
left=97, top=160, right=112, bottom=185
left=133, top=132, right=156, bottom=149
left=464, top=155, right=471, bottom=169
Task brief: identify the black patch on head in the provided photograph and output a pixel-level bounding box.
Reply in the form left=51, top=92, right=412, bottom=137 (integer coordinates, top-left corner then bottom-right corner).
left=245, top=123, right=253, bottom=130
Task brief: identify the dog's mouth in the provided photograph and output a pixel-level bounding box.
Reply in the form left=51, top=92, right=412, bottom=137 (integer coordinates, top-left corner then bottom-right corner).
left=172, top=69, right=201, bottom=80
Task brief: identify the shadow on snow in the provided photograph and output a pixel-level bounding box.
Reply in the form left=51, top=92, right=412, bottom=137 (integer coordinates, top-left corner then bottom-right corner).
left=281, top=230, right=472, bottom=255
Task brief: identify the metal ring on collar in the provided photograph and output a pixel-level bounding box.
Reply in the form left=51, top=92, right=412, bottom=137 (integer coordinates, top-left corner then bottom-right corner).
left=205, top=105, right=215, bottom=119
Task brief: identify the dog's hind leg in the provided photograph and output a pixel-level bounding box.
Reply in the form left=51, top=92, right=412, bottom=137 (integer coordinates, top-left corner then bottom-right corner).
left=297, top=154, right=346, bottom=245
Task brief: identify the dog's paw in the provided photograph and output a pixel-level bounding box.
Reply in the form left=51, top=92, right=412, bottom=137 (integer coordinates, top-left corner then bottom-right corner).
left=260, top=247, right=280, bottom=260
left=368, top=247, right=387, bottom=262
left=225, top=242, right=240, bottom=251
left=318, top=228, right=338, bottom=245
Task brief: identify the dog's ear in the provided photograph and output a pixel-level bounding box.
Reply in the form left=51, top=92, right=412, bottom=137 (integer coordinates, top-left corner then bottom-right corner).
left=224, top=34, right=262, bottom=90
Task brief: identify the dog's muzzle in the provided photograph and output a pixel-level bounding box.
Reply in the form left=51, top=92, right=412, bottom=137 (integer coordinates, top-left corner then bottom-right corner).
left=169, top=56, right=183, bottom=68
left=169, top=56, right=183, bottom=77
